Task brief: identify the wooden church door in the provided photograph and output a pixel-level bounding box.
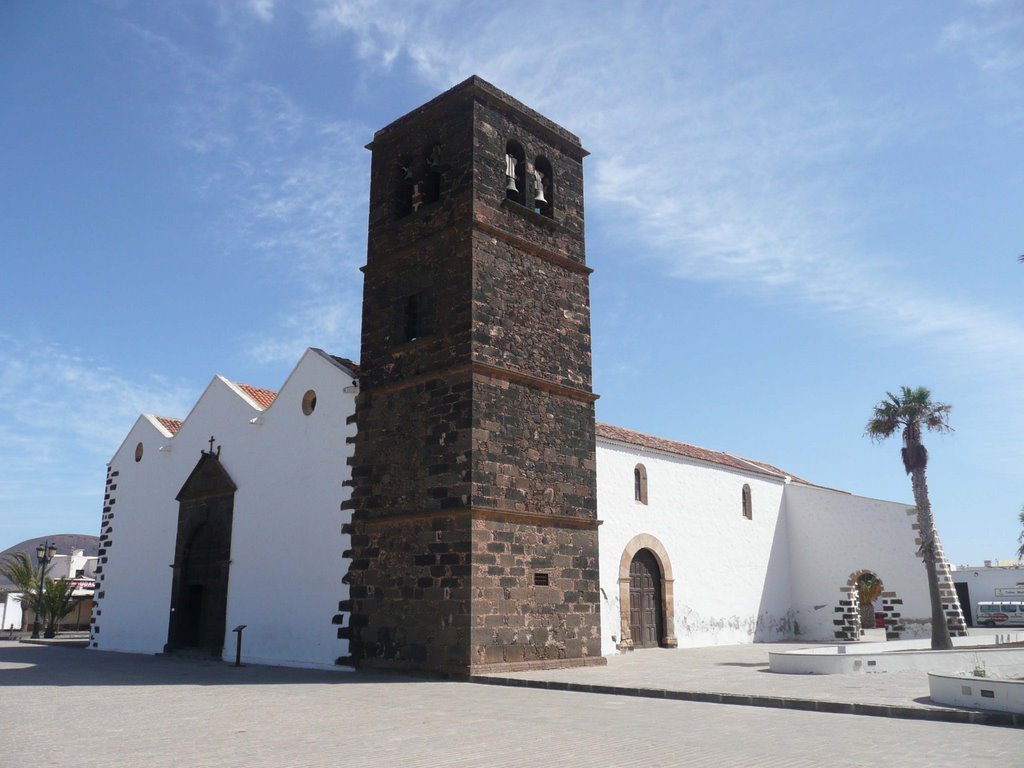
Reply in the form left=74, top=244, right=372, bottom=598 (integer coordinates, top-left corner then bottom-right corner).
left=166, top=447, right=237, bottom=655
left=629, top=549, right=663, bottom=648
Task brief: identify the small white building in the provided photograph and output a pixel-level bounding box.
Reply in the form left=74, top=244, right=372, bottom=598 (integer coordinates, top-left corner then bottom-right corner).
left=951, top=561, right=1024, bottom=626
left=90, top=348, right=966, bottom=668
left=1, top=591, right=22, bottom=632
left=1, top=548, right=98, bottom=632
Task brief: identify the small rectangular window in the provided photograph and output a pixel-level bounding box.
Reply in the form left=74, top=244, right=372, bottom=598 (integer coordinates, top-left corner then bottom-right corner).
left=404, top=293, right=424, bottom=341
left=533, top=573, right=549, bottom=586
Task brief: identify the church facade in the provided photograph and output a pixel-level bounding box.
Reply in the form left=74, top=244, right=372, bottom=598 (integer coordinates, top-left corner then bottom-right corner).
left=89, top=77, right=966, bottom=673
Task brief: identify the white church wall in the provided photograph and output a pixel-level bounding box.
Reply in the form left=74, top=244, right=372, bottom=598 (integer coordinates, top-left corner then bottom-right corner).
left=597, top=439, right=792, bottom=656
left=223, top=350, right=354, bottom=669
left=784, top=483, right=932, bottom=641
left=93, top=349, right=354, bottom=669
left=93, top=415, right=182, bottom=654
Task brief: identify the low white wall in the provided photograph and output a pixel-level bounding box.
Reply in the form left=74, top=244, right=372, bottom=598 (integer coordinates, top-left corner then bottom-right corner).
left=784, top=484, right=931, bottom=642
left=597, top=439, right=792, bottom=655
left=929, top=672, right=1024, bottom=714
left=769, top=633, right=1024, bottom=674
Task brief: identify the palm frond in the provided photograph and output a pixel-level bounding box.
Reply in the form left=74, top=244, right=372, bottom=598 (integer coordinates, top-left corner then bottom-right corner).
left=0, top=552, right=37, bottom=592
left=866, top=386, right=953, bottom=442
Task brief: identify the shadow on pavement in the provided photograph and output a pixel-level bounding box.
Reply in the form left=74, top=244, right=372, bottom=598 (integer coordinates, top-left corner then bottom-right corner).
left=0, top=642, right=437, bottom=688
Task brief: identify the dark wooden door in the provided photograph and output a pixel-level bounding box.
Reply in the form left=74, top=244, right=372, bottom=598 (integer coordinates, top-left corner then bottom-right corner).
left=629, top=549, right=663, bottom=648
left=167, top=451, right=237, bottom=655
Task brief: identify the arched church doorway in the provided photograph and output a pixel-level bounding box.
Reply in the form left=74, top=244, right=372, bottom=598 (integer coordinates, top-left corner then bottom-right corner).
left=835, top=569, right=903, bottom=642
left=856, top=572, right=883, bottom=632
left=166, top=446, right=237, bottom=655
left=617, top=534, right=677, bottom=651
left=629, top=549, right=664, bottom=649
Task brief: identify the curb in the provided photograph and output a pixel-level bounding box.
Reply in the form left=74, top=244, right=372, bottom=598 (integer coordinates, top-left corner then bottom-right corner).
left=469, top=675, right=1024, bottom=729
left=18, top=638, right=90, bottom=648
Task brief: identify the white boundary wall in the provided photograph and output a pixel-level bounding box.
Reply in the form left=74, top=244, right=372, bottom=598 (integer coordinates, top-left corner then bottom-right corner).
left=92, top=349, right=354, bottom=669
left=784, top=483, right=931, bottom=642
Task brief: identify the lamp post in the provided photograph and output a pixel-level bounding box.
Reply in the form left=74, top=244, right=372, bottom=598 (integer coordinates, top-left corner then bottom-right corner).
left=30, top=541, right=57, bottom=639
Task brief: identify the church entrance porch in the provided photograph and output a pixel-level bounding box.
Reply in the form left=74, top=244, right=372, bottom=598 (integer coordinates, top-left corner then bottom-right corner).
left=166, top=447, right=236, bottom=656
left=617, top=534, right=677, bottom=651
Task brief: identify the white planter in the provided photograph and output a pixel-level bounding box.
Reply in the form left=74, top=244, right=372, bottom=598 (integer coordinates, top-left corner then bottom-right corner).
left=929, top=671, right=1024, bottom=715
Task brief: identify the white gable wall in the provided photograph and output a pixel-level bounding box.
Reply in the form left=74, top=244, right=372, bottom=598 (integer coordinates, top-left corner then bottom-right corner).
left=93, top=350, right=354, bottom=669
left=224, top=350, right=354, bottom=669
left=784, top=483, right=931, bottom=641
left=596, top=440, right=793, bottom=655
left=95, top=415, right=181, bottom=653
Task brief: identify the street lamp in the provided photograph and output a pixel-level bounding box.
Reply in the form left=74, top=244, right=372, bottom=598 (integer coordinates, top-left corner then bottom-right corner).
left=30, top=541, right=57, bottom=639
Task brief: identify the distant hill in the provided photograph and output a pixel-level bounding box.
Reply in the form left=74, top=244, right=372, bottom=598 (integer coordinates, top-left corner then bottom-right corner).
left=0, top=534, right=100, bottom=590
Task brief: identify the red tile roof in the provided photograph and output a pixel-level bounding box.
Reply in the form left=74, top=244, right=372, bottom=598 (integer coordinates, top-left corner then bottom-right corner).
left=155, top=416, right=182, bottom=435
left=330, top=356, right=360, bottom=375
left=595, top=422, right=807, bottom=482
left=236, top=383, right=278, bottom=409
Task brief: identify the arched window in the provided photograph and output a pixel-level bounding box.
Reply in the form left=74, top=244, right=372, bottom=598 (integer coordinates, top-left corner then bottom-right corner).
left=742, top=484, right=752, bottom=520
left=634, top=464, right=648, bottom=505
left=421, top=144, right=442, bottom=205
left=505, top=140, right=526, bottom=206
left=533, top=156, right=553, bottom=218
left=404, top=293, right=425, bottom=341
left=395, top=154, right=414, bottom=218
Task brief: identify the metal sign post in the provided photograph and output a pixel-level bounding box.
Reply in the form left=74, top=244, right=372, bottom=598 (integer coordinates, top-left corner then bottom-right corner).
left=232, top=625, right=247, bottom=667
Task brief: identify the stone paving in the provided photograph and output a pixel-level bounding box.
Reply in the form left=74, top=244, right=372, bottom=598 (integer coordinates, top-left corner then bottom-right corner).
left=1, top=640, right=1020, bottom=767
left=484, top=642, right=937, bottom=707
left=478, top=640, right=1024, bottom=726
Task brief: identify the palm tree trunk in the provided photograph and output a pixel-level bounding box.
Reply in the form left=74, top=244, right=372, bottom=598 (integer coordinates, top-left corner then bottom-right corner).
left=910, top=464, right=953, bottom=650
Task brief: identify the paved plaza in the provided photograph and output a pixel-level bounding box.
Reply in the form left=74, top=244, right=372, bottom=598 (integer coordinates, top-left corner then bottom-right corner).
left=479, top=641, right=966, bottom=712
left=1, top=640, right=1020, bottom=767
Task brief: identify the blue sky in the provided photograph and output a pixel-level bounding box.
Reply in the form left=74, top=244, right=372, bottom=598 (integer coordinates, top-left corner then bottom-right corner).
left=1, top=1, right=1021, bottom=565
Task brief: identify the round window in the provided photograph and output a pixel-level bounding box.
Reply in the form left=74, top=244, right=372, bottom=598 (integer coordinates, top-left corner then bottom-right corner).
left=302, top=389, right=317, bottom=415
left=134, top=442, right=144, bottom=462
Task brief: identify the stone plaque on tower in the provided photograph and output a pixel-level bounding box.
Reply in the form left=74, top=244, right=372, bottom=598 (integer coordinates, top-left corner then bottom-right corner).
left=342, top=76, right=603, bottom=673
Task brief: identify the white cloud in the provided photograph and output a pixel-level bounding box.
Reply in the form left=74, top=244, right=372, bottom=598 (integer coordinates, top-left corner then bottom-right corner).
left=941, top=2, right=1024, bottom=73
left=120, top=1, right=1024, bottom=387
left=0, top=335, right=194, bottom=462
left=124, top=19, right=370, bottom=361
left=309, top=0, right=1024, bottom=382
left=247, top=0, right=276, bottom=22
left=0, top=335, right=195, bottom=525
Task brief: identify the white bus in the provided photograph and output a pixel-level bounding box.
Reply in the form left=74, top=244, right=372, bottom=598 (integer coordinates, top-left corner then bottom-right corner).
left=976, top=601, right=1024, bottom=627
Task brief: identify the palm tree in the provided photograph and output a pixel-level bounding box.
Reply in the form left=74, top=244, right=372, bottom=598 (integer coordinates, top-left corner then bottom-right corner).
left=866, top=386, right=954, bottom=650
left=38, top=578, right=76, bottom=638
left=856, top=573, right=884, bottom=630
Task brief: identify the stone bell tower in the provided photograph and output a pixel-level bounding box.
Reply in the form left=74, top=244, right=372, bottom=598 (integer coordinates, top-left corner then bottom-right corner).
left=340, top=76, right=603, bottom=673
